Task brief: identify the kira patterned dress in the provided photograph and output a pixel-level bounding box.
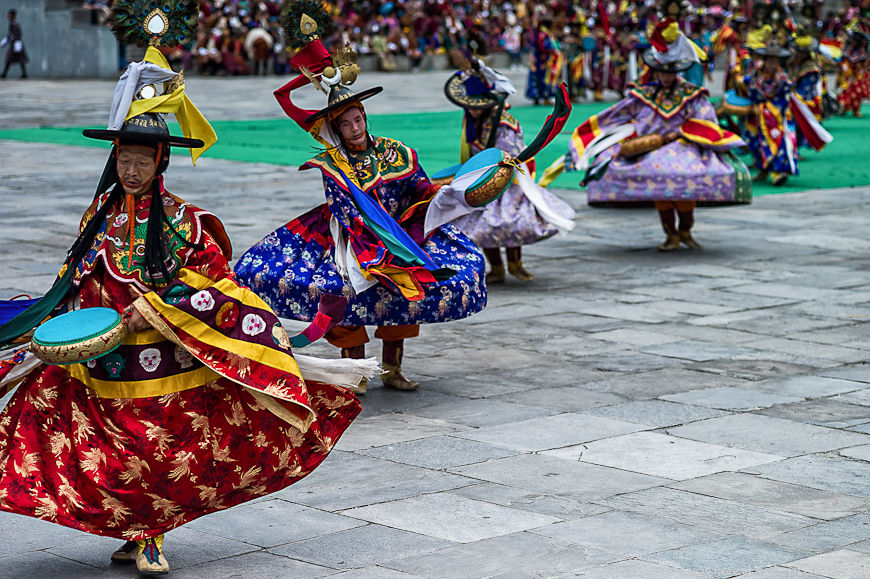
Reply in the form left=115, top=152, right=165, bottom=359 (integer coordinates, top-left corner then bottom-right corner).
left=452, top=111, right=575, bottom=247
left=567, top=79, right=751, bottom=206
left=743, top=70, right=798, bottom=175
left=234, top=137, right=486, bottom=327
left=0, top=182, right=360, bottom=540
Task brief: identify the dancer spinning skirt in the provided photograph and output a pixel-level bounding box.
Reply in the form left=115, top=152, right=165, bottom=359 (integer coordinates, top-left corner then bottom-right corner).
left=0, top=6, right=365, bottom=574
left=444, top=58, right=575, bottom=283
left=743, top=43, right=798, bottom=186
left=235, top=8, right=508, bottom=393
left=540, top=18, right=751, bottom=252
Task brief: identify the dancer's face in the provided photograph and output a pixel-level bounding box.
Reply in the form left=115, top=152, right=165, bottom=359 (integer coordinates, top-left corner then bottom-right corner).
left=467, top=108, right=485, bottom=119
left=117, top=145, right=158, bottom=197
left=337, top=107, right=368, bottom=150
left=762, top=56, right=781, bottom=74
left=657, top=71, right=677, bottom=88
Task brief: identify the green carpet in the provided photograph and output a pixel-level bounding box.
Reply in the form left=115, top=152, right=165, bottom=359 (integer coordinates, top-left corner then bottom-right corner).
left=1, top=102, right=868, bottom=197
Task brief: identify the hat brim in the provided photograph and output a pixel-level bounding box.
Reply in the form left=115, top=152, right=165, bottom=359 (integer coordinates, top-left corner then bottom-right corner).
left=305, top=86, right=384, bottom=124
left=750, top=46, right=793, bottom=58
left=82, top=129, right=204, bottom=149
left=444, top=72, right=503, bottom=110
left=642, top=50, right=695, bottom=72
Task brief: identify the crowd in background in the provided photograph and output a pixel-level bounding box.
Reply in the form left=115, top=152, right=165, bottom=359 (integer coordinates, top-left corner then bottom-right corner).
left=75, top=1, right=870, bottom=88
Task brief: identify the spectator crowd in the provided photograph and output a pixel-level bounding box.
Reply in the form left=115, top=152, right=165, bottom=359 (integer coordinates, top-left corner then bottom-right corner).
left=77, top=0, right=870, bottom=85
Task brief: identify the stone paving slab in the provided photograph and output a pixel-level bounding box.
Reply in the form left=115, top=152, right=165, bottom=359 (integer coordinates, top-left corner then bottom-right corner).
left=683, top=360, right=815, bottom=382
left=758, top=399, right=870, bottom=428
left=167, top=551, right=334, bottom=579
left=333, top=413, right=471, bottom=452
left=785, top=549, right=870, bottom=579
left=341, top=493, right=559, bottom=543
left=382, top=531, right=619, bottom=578
left=268, top=523, right=453, bottom=571
left=357, top=434, right=520, bottom=470
left=583, top=399, right=731, bottom=428
left=750, top=455, right=870, bottom=498
left=643, top=535, right=810, bottom=578
left=767, top=513, right=870, bottom=554
left=546, top=431, right=782, bottom=480
left=452, top=413, right=643, bottom=452
left=822, top=365, right=870, bottom=383
left=840, top=445, right=870, bottom=461
left=451, top=454, right=667, bottom=501
left=272, top=452, right=476, bottom=511
left=181, top=498, right=365, bottom=548
left=449, top=483, right=611, bottom=520
left=670, top=472, right=870, bottom=521
left=667, top=413, right=870, bottom=457
left=601, top=487, right=817, bottom=538
left=568, top=559, right=712, bottom=578
left=746, top=375, right=867, bottom=400
left=662, top=386, right=803, bottom=411
left=734, top=568, right=825, bottom=578
left=530, top=509, right=722, bottom=557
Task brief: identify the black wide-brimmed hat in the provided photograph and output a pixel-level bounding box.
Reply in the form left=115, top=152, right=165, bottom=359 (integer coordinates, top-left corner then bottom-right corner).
left=751, top=43, right=793, bottom=58
left=642, top=49, right=695, bottom=72
left=305, top=84, right=383, bottom=124
left=444, top=71, right=505, bottom=110
left=83, top=112, right=204, bottom=148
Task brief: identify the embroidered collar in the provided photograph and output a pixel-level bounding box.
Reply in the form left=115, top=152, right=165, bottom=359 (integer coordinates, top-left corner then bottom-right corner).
left=301, top=136, right=419, bottom=193
left=627, top=81, right=708, bottom=119
left=74, top=187, right=213, bottom=291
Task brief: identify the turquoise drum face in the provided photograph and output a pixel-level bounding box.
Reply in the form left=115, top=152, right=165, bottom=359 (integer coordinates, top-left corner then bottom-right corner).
left=456, top=148, right=505, bottom=179
left=33, top=307, right=122, bottom=346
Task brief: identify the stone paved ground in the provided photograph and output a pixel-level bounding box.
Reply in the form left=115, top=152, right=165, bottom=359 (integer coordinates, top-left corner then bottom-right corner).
left=1, top=74, right=870, bottom=578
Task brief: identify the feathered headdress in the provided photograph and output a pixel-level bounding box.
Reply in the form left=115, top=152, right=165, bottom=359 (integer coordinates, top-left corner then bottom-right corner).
left=282, top=0, right=335, bottom=52
left=97, top=1, right=216, bottom=164
left=110, top=0, right=199, bottom=48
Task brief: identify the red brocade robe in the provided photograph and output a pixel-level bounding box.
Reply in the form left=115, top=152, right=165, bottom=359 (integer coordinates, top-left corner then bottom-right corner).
left=0, top=184, right=361, bottom=540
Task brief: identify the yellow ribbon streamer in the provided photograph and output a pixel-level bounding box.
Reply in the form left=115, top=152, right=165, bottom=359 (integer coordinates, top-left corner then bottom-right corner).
left=125, top=47, right=217, bottom=164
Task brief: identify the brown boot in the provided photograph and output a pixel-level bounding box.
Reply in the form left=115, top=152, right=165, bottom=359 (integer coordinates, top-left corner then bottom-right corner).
left=341, top=346, right=367, bottom=394
left=678, top=230, right=703, bottom=250
left=657, top=208, right=680, bottom=251
left=381, top=340, right=419, bottom=391
left=486, top=265, right=506, bottom=284
left=111, top=541, right=138, bottom=564
left=484, top=248, right=506, bottom=284
left=657, top=234, right=681, bottom=251
left=506, top=247, right=534, bottom=281
left=508, top=261, right=535, bottom=281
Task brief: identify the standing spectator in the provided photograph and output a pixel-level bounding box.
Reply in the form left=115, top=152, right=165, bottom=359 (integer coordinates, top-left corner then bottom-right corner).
left=503, top=13, right=523, bottom=70
left=220, top=27, right=250, bottom=75
left=245, top=25, right=274, bottom=75
left=1, top=9, right=27, bottom=79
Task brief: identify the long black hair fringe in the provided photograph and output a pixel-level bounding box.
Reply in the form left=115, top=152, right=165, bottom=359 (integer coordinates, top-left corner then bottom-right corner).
left=143, top=179, right=204, bottom=286
left=65, top=151, right=123, bottom=274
